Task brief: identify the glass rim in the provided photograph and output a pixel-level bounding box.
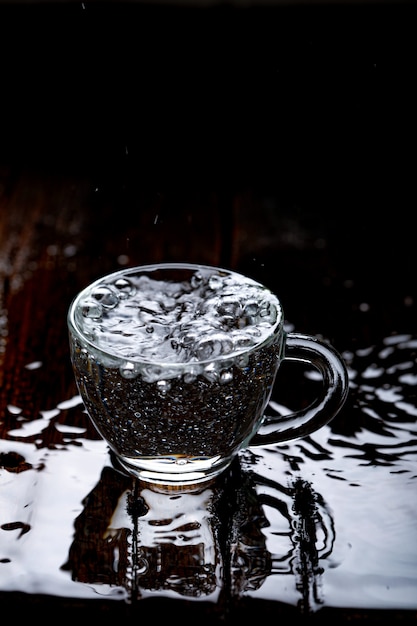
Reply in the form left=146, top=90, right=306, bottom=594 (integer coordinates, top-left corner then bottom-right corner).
left=67, top=262, right=284, bottom=368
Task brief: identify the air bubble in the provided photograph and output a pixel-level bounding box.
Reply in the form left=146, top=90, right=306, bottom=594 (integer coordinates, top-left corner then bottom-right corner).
left=82, top=301, right=102, bottom=320
left=196, top=338, right=219, bottom=360
left=203, top=362, right=219, bottom=383
left=220, top=370, right=233, bottom=384
left=236, top=354, right=250, bottom=368
left=142, top=365, right=168, bottom=383
left=183, top=365, right=201, bottom=383
left=259, top=300, right=271, bottom=317
left=119, top=362, right=139, bottom=379
left=216, top=296, right=242, bottom=318
left=243, top=300, right=259, bottom=316
left=113, top=277, right=136, bottom=299
left=233, top=335, right=253, bottom=350
left=91, top=286, right=119, bottom=309
left=156, top=380, right=171, bottom=394
left=191, top=272, right=204, bottom=289
left=208, top=275, right=223, bottom=290
left=163, top=296, right=177, bottom=311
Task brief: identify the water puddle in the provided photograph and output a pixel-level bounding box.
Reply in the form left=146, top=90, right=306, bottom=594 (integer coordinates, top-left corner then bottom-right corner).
left=0, top=332, right=416, bottom=612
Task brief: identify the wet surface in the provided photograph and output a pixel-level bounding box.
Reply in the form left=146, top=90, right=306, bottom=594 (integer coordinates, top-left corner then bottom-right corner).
left=0, top=330, right=416, bottom=617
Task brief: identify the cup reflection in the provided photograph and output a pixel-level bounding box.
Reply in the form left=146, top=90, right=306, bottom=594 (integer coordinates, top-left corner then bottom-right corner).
left=61, top=454, right=334, bottom=611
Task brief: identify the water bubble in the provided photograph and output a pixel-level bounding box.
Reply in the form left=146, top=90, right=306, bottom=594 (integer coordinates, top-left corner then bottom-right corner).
left=243, top=300, right=259, bottom=317
left=208, top=274, right=223, bottom=290
left=244, top=326, right=262, bottom=339
left=259, top=299, right=278, bottom=324
left=219, top=369, right=234, bottom=384
left=195, top=333, right=233, bottom=359
left=119, top=361, right=139, bottom=379
left=91, top=286, right=119, bottom=309
left=181, top=331, right=197, bottom=348
left=195, top=338, right=219, bottom=360
left=113, top=277, right=136, bottom=299
left=162, top=296, right=177, bottom=311
left=232, top=334, right=253, bottom=351
left=218, top=315, right=235, bottom=329
left=142, top=365, right=172, bottom=383
left=183, top=366, right=201, bottom=383
left=236, top=353, right=250, bottom=368
left=216, top=296, right=242, bottom=318
left=156, top=380, right=171, bottom=394
left=203, top=362, right=219, bottom=382
left=81, top=301, right=102, bottom=320
left=191, top=271, right=204, bottom=289
left=179, top=298, right=196, bottom=314
left=259, top=300, right=271, bottom=317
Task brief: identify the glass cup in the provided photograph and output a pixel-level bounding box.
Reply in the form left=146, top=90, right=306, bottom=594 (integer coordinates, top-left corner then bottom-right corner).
left=67, top=263, right=348, bottom=486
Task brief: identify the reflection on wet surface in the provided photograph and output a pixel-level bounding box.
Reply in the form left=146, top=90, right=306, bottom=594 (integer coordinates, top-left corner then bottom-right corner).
left=0, top=332, right=416, bottom=613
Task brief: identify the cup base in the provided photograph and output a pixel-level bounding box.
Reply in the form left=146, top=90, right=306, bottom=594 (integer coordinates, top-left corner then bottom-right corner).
left=112, top=452, right=232, bottom=488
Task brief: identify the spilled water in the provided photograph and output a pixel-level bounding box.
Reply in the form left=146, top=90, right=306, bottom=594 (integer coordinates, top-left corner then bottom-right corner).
left=0, top=332, right=416, bottom=613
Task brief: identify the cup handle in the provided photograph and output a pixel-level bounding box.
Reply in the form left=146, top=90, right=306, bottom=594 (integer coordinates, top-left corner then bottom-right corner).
left=251, top=332, right=349, bottom=446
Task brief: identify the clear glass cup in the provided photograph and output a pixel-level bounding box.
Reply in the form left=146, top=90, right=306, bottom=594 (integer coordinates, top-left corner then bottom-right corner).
left=67, top=263, right=348, bottom=486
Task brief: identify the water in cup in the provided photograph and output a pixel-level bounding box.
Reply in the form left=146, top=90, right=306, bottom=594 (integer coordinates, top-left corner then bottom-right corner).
left=69, top=265, right=283, bottom=483
left=67, top=264, right=348, bottom=486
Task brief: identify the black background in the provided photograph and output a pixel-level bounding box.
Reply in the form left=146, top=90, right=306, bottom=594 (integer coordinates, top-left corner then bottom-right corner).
left=1, top=0, right=416, bottom=346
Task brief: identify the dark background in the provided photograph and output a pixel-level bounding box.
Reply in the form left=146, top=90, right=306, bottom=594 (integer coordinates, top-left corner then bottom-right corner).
left=1, top=0, right=416, bottom=348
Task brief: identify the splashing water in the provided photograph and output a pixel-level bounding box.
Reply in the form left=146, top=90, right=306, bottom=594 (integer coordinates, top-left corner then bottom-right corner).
left=73, top=266, right=281, bottom=365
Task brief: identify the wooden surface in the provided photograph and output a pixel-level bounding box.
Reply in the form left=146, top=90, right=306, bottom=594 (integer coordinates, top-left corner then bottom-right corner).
left=0, top=1, right=416, bottom=622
